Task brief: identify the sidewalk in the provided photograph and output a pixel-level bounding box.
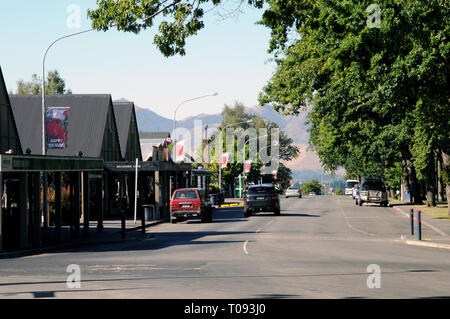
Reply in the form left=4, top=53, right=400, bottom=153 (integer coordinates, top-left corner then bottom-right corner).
left=0, top=217, right=168, bottom=259
left=392, top=204, right=450, bottom=249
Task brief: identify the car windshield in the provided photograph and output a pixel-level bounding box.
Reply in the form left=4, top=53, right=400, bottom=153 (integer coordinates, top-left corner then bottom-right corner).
left=345, top=181, right=358, bottom=188
left=248, top=187, right=273, bottom=194
left=288, top=187, right=298, bottom=190
left=362, top=181, right=384, bottom=191
left=173, top=190, right=198, bottom=200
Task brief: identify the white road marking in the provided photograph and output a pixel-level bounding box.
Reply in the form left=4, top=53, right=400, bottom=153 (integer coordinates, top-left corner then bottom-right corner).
left=340, top=209, right=376, bottom=237
left=243, top=240, right=249, bottom=255
left=243, top=219, right=275, bottom=254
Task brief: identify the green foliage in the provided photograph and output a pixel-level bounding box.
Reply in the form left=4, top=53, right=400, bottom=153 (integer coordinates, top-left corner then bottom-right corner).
left=204, top=101, right=299, bottom=192
left=15, top=70, right=71, bottom=95
left=88, top=1, right=267, bottom=57
left=257, top=0, right=449, bottom=192
left=335, top=188, right=343, bottom=196
left=301, top=179, right=321, bottom=195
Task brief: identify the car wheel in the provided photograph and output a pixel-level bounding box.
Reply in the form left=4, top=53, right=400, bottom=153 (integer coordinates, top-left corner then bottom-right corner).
left=274, top=208, right=281, bottom=216
left=358, top=199, right=362, bottom=206
left=244, top=209, right=251, bottom=217
left=170, top=217, right=177, bottom=224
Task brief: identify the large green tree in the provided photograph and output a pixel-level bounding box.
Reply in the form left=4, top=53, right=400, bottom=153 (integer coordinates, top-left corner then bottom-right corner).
left=204, top=101, right=299, bottom=192
left=257, top=1, right=449, bottom=209
left=14, top=70, right=72, bottom=95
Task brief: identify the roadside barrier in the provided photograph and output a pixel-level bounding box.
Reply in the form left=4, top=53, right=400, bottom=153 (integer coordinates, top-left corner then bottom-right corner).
left=409, top=208, right=414, bottom=236
left=417, top=210, right=422, bottom=241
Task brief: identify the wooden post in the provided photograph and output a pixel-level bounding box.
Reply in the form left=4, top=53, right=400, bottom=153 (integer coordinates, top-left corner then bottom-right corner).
left=0, top=173, right=3, bottom=250
left=83, top=172, right=89, bottom=235
left=97, top=175, right=104, bottom=232
left=154, top=170, right=160, bottom=220
left=55, top=172, right=62, bottom=244
left=18, top=172, right=28, bottom=249
left=73, top=172, right=81, bottom=238
left=32, top=172, right=42, bottom=247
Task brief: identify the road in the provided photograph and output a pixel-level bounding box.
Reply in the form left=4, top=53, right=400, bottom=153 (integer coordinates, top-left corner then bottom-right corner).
left=0, top=195, right=449, bottom=299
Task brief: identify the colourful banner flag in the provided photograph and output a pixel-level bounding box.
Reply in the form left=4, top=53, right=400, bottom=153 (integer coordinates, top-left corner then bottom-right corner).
left=46, top=107, right=69, bottom=149
left=243, top=160, right=252, bottom=173
left=221, top=152, right=230, bottom=168
left=175, top=140, right=186, bottom=162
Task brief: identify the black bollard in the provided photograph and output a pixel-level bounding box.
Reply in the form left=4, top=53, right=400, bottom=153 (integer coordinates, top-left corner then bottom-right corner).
left=417, top=210, right=422, bottom=241
left=409, top=208, right=414, bottom=236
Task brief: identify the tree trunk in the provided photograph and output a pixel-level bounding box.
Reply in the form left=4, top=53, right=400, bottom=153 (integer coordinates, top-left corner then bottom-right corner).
left=426, top=183, right=436, bottom=207
left=401, top=159, right=411, bottom=203
left=437, top=155, right=443, bottom=202
left=442, top=150, right=450, bottom=216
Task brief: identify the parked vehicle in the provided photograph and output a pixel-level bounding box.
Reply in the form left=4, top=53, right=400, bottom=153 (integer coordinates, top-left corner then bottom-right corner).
left=170, top=188, right=212, bottom=223
left=309, top=192, right=316, bottom=196
left=356, top=178, right=389, bottom=207
left=345, top=179, right=359, bottom=196
left=244, top=184, right=280, bottom=217
left=285, top=186, right=302, bottom=198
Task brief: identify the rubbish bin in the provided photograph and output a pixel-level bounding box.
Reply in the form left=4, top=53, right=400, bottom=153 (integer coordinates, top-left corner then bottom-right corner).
left=142, top=204, right=154, bottom=221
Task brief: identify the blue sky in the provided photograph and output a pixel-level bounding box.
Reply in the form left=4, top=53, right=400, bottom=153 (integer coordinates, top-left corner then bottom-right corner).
left=0, top=1, right=276, bottom=120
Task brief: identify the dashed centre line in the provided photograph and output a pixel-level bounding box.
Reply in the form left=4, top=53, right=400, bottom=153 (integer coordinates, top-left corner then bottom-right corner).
left=243, top=219, right=275, bottom=255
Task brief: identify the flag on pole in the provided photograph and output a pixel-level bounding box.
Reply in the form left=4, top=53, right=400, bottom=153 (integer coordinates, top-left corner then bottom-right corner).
left=243, top=160, right=252, bottom=173
left=221, top=152, right=230, bottom=168
left=175, top=140, right=186, bottom=162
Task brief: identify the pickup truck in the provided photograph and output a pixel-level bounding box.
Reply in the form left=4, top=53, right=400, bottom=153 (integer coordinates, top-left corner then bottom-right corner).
left=356, top=178, right=389, bottom=207
left=170, top=188, right=212, bottom=223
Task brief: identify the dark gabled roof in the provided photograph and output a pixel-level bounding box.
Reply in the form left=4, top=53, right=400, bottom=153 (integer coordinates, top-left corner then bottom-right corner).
left=113, top=101, right=142, bottom=161
left=9, top=94, right=117, bottom=158
left=0, top=66, right=22, bottom=154
left=113, top=102, right=133, bottom=158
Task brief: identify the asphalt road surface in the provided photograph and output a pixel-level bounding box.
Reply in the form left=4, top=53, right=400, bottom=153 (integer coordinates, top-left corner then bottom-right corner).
left=0, top=195, right=449, bottom=299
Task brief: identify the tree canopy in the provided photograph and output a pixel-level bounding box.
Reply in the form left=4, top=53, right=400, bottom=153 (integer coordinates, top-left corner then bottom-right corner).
left=14, top=70, right=72, bottom=95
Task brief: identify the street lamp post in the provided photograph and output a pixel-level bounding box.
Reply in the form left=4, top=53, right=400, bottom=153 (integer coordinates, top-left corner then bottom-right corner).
left=172, top=93, right=218, bottom=160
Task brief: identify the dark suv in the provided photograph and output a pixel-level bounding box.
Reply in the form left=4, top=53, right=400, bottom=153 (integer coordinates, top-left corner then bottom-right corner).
left=244, top=184, right=280, bottom=217
left=356, top=178, right=389, bottom=207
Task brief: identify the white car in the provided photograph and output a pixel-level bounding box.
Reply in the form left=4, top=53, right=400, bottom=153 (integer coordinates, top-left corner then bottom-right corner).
left=309, top=192, right=316, bottom=196
left=345, top=179, right=359, bottom=196
left=285, top=186, right=302, bottom=198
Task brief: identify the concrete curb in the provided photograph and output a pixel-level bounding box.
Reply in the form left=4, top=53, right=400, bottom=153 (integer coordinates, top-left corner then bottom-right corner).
left=400, top=236, right=450, bottom=250
left=219, top=203, right=244, bottom=208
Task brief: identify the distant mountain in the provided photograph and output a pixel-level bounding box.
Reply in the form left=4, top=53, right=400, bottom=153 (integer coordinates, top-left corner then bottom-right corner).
left=131, top=100, right=338, bottom=174
left=134, top=105, right=174, bottom=133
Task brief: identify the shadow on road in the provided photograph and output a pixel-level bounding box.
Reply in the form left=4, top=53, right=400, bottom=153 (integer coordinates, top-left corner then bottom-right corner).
left=51, top=230, right=256, bottom=254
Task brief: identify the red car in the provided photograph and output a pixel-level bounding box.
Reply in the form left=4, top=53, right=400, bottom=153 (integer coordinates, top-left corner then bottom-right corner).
left=170, top=188, right=212, bottom=224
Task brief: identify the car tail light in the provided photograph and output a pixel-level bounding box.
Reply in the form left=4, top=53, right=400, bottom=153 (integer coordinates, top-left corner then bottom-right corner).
left=272, top=196, right=277, bottom=200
